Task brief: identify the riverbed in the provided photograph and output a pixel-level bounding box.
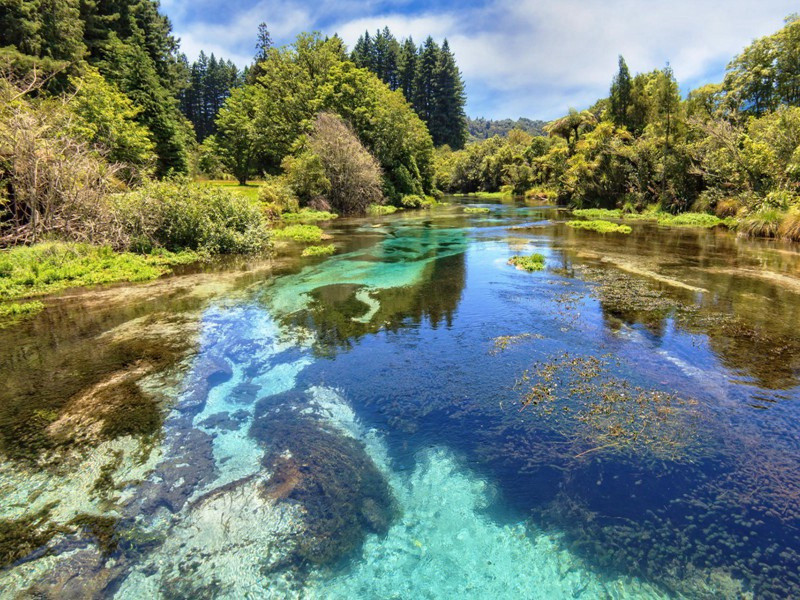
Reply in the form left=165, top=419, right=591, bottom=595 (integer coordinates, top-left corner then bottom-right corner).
left=1, top=198, right=799, bottom=598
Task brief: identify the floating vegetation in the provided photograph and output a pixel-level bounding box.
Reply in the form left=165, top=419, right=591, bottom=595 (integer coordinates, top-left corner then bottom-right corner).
left=463, top=207, right=490, bottom=214
left=566, top=220, right=632, bottom=234
left=515, top=353, right=699, bottom=461
left=657, top=212, right=723, bottom=228
left=281, top=209, right=338, bottom=223
left=571, top=208, right=622, bottom=219
left=272, top=224, right=324, bottom=243
left=367, top=204, right=398, bottom=216
left=508, top=253, right=546, bottom=271
left=490, top=333, right=543, bottom=354
left=301, top=244, right=336, bottom=258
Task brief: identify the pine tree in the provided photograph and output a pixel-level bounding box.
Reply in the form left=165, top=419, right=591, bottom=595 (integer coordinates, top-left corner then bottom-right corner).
left=414, top=37, right=440, bottom=127
left=432, top=39, right=467, bottom=149
left=351, top=31, right=374, bottom=71
left=398, top=37, right=417, bottom=101
left=609, top=55, right=633, bottom=129
left=247, top=21, right=272, bottom=83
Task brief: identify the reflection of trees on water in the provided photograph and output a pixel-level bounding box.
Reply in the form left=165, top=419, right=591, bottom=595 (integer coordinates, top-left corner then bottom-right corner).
left=284, top=239, right=467, bottom=356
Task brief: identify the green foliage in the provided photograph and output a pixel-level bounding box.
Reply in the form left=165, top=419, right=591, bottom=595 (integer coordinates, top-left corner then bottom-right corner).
left=463, top=207, right=490, bottom=213
left=0, top=242, right=197, bottom=301
left=273, top=224, right=324, bottom=243
left=508, top=253, right=546, bottom=271
left=258, top=178, right=299, bottom=216
left=566, top=220, right=632, bottom=234
left=113, top=180, right=269, bottom=253
left=214, top=86, right=260, bottom=184
left=179, top=50, right=242, bottom=141
left=572, top=208, right=622, bottom=219
left=301, top=244, right=336, bottom=257
left=738, top=207, right=785, bottom=237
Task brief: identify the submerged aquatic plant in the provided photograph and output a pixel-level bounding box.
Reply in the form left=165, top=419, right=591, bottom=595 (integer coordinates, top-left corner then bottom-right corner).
left=515, top=353, right=699, bottom=461
left=508, top=253, right=546, bottom=271
left=281, top=209, right=338, bottom=223
left=490, top=333, right=544, bottom=354
left=463, top=207, right=490, bottom=214
left=566, top=220, right=632, bottom=234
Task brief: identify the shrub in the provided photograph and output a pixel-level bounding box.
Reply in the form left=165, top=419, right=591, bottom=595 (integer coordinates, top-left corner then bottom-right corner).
left=508, top=253, right=546, bottom=271
left=715, top=198, right=742, bottom=218
left=258, top=178, right=299, bottom=217
left=566, top=220, right=632, bottom=234
left=400, top=194, right=424, bottom=208
left=778, top=209, right=800, bottom=242
left=306, top=112, right=384, bottom=215
left=273, top=224, right=323, bottom=243
left=113, top=180, right=269, bottom=254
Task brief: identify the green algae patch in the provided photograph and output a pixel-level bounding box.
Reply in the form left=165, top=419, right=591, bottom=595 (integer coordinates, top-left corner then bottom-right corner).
left=272, top=224, right=324, bottom=243
left=567, top=220, right=632, bottom=234
left=657, top=212, right=722, bottom=228
left=302, top=244, right=336, bottom=258
left=508, top=253, right=546, bottom=272
left=0, top=300, right=45, bottom=327
left=281, top=209, right=338, bottom=223
left=0, top=242, right=201, bottom=305
left=463, top=207, right=490, bottom=214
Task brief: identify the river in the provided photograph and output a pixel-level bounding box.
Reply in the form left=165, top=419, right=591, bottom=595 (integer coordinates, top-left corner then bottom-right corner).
left=1, top=198, right=799, bottom=598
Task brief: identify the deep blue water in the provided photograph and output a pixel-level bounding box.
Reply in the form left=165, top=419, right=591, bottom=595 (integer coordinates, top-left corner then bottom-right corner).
left=1, top=200, right=799, bottom=598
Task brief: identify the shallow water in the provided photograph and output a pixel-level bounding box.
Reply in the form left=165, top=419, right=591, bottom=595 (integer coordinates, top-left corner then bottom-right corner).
left=1, top=199, right=800, bottom=598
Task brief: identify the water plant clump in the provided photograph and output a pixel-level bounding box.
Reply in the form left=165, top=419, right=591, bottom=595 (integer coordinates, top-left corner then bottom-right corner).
left=366, top=204, right=398, bottom=215
left=566, top=220, right=632, bottom=234
left=69, top=513, right=120, bottom=557
left=0, top=505, right=61, bottom=568
left=272, top=224, right=324, bottom=243
left=490, top=332, right=543, bottom=354
left=508, top=253, right=546, bottom=271
left=572, top=208, right=622, bottom=219
left=301, top=244, right=336, bottom=257
left=463, top=207, right=490, bottom=214
left=657, top=212, right=723, bottom=228
left=281, top=209, right=338, bottom=223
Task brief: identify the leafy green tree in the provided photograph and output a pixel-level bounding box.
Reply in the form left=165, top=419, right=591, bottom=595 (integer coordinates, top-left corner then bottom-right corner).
left=214, top=85, right=260, bottom=184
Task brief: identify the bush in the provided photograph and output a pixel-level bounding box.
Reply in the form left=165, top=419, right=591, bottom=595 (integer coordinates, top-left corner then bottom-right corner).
left=258, top=178, right=299, bottom=217
left=367, top=204, right=398, bottom=216
left=113, top=180, right=270, bottom=254
left=778, top=208, right=800, bottom=242
left=401, top=194, right=425, bottom=208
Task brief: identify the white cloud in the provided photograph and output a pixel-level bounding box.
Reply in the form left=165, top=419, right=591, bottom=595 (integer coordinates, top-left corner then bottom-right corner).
left=168, top=0, right=799, bottom=119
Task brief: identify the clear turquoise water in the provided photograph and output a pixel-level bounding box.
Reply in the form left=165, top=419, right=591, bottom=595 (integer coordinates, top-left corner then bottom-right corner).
left=1, top=200, right=799, bottom=598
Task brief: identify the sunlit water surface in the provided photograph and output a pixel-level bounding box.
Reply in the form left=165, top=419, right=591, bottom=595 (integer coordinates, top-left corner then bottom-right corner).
left=1, top=199, right=799, bottom=599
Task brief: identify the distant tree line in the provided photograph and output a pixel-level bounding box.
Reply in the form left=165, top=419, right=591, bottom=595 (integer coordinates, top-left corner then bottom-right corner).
left=351, top=28, right=468, bottom=149
left=467, top=117, right=546, bottom=140
left=178, top=52, right=242, bottom=142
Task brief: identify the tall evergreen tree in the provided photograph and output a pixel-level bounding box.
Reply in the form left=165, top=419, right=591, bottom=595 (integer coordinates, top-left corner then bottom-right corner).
left=432, top=39, right=467, bottom=149
left=609, top=55, right=632, bottom=129
left=351, top=31, right=374, bottom=71
left=398, top=37, right=417, bottom=101
left=413, top=37, right=440, bottom=127
left=247, top=21, right=272, bottom=83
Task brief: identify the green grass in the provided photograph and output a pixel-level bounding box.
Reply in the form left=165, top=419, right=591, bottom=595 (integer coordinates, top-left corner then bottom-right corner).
left=301, top=244, right=336, bottom=257
left=508, top=253, right=546, bottom=271
left=463, top=207, right=491, bottom=214
left=459, top=190, right=513, bottom=199
left=367, top=204, right=398, bottom=216
left=0, top=242, right=200, bottom=303
left=566, top=220, right=632, bottom=234
left=657, top=212, right=723, bottom=228
left=272, top=224, right=324, bottom=243
left=281, top=209, right=338, bottom=223
left=200, top=180, right=260, bottom=202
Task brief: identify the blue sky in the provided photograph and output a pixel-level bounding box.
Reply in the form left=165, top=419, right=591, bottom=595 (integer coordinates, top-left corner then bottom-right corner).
left=161, top=0, right=798, bottom=120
